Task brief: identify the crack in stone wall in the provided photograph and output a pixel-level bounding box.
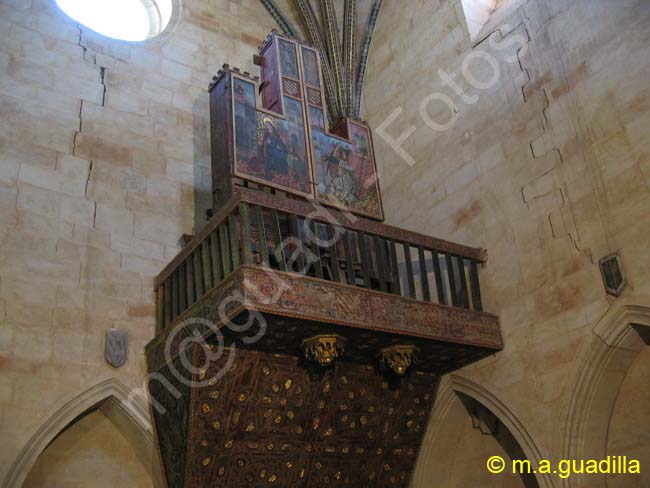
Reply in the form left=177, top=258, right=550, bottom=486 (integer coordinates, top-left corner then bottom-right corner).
left=509, top=3, right=594, bottom=263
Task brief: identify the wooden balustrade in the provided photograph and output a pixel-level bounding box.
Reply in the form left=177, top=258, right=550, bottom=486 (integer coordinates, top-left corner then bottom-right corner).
left=155, top=189, right=486, bottom=333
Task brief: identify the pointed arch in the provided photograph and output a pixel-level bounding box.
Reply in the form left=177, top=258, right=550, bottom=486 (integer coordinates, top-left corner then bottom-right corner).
left=562, top=302, right=650, bottom=488
left=413, top=374, right=555, bottom=488
left=2, top=378, right=162, bottom=488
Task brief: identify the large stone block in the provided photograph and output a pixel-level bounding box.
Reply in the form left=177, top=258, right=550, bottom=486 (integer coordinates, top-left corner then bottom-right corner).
left=134, top=213, right=187, bottom=247
left=104, top=88, right=148, bottom=117
left=71, top=223, right=110, bottom=249
left=56, top=239, right=122, bottom=269
left=94, top=203, right=134, bottom=235
left=161, top=59, right=193, bottom=83
left=109, top=232, right=165, bottom=261
left=59, top=195, right=95, bottom=226
left=73, top=134, right=133, bottom=167
left=18, top=164, right=85, bottom=197
left=121, top=253, right=166, bottom=277
left=17, top=184, right=61, bottom=218
left=11, top=316, right=53, bottom=350
left=165, top=158, right=194, bottom=186
left=0, top=160, right=19, bottom=186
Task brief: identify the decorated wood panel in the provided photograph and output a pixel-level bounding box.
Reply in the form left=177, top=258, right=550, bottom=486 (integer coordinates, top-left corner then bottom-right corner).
left=182, top=347, right=440, bottom=487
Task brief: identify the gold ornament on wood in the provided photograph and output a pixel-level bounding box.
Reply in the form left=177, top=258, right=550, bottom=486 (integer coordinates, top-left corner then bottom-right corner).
left=378, top=345, right=420, bottom=376
left=301, top=334, right=347, bottom=366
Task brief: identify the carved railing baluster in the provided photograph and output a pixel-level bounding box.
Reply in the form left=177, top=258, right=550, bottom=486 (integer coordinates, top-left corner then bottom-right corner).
left=171, top=269, right=179, bottom=320
left=228, top=214, right=240, bottom=270
left=193, top=249, right=204, bottom=298
left=270, top=209, right=286, bottom=271
left=156, top=285, right=164, bottom=333
left=445, top=254, right=457, bottom=306
left=186, top=256, right=195, bottom=306
left=219, top=222, right=231, bottom=275
left=327, top=225, right=341, bottom=283
left=388, top=240, right=401, bottom=296
left=179, top=262, right=187, bottom=313
left=202, top=239, right=213, bottom=291
left=455, top=256, right=469, bottom=308
left=163, top=279, right=171, bottom=327
left=239, top=204, right=254, bottom=265
left=358, top=232, right=372, bottom=289
left=255, top=205, right=270, bottom=268
left=374, top=236, right=387, bottom=292
left=418, top=246, right=431, bottom=302
left=308, top=220, right=323, bottom=279
left=432, top=251, right=446, bottom=305
left=210, top=230, right=222, bottom=284
left=342, top=229, right=356, bottom=285
left=287, top=215, right=306, bottom=274
left=403, top=242, right=416, bottom=298
left=469, top=260, right=483, bottom=311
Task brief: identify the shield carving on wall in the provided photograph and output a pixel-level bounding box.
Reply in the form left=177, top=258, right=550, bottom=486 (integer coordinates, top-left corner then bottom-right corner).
left=105, top=329, right=128, bottom=368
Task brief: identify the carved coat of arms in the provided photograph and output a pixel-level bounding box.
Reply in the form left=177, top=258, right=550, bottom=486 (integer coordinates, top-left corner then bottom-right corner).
left=105, top=329, right=128, bottom=368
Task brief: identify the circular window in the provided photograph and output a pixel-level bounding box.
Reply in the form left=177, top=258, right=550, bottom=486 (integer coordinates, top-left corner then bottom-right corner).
left=55, top=0, right=174, bottom=42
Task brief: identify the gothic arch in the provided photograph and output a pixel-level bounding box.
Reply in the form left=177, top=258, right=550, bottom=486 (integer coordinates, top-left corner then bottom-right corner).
left=2, top=378, right=162, bottom=488
left=412, top=374, right=555, bottom=488
left=562, top=302, right=650, bottom=488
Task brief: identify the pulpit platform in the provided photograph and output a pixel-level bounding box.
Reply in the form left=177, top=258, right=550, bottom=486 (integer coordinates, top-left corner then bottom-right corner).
left=145, top=188, right=501, bottom=488
left=145, top=30, right=501, bottom=488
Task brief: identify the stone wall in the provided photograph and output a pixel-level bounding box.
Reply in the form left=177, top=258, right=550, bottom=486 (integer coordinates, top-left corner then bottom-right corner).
left=2, top=0, right=650, bottom=486
left=0, top=0, right=275, bottom=484
left=23, top=409, right=152, bottom=488
left=362, top=0, right=650, bottom=486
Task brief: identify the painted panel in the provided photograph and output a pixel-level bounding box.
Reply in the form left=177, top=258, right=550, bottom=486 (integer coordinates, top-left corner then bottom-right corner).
left=347, top=121, right=383, bottom=218
left=279, top=38, right=299, bottom=80
left=233, top=76, right=311, bottom=195
left=233, top=78, right=257, bottom=156
left=308, top=106, right=325, bottom=132
left=301, top=46, right=320, bottom=87
left=313, top=122, right=383, bottom=219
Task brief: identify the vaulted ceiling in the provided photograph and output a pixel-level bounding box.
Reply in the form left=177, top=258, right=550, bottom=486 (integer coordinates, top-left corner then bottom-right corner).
left=258, top=0, right=383, bottom=121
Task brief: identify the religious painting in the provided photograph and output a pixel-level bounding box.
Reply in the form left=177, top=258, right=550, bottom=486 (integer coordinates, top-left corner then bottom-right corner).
left=312, top=121, right=383, bottom=219
left=279, top=39, right=299, bottom=80
left=350, top=122, right=370, bottom=156
left=301, top=46, right=320, bottom=87
left=234, top=77, right=255, bottom=107
left=277, top=96, right=310, bottom=190
left=233, top=80, right=311, bottom=196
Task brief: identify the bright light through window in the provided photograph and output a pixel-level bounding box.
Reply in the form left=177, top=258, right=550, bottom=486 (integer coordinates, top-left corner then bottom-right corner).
left=55, top=0, right=173, bottom=42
